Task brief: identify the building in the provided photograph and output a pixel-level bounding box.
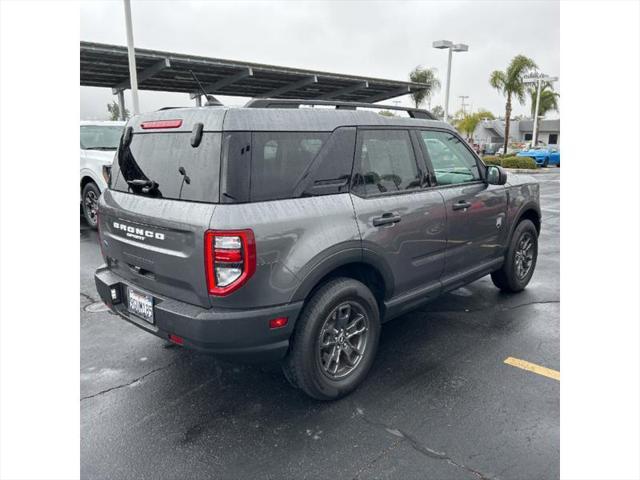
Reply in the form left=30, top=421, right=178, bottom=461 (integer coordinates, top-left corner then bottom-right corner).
left=473, top=118, right=560, bottom=148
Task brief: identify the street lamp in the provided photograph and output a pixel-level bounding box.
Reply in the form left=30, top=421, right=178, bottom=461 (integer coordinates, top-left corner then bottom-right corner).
left=523, top=73, right=558, bottom=146
left=433, top=40, right=469, bottom=123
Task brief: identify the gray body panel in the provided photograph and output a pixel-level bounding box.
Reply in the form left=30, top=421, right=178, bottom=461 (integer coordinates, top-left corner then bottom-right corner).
left=99, top=189, right=216, bottom=307
left=351, top=190, right=447, bottom=300
left=207, top=194, right=360, bottom=309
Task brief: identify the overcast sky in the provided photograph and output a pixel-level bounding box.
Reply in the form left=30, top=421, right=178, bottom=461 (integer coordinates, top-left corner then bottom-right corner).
left=80, top=0, right=559, bottom=120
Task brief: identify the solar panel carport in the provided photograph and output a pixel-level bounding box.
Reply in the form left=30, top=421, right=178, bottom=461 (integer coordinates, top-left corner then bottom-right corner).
left=80, top=41, right=430, bottom=118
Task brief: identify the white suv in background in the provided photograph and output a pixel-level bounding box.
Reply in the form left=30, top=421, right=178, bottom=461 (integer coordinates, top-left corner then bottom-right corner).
left=80, top=121, right=125, bottom=228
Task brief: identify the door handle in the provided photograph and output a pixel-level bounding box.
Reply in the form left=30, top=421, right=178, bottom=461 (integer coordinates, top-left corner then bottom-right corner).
left=373, top=213, right=401, bottom=227
left=452, top=200, right=472, bottom=211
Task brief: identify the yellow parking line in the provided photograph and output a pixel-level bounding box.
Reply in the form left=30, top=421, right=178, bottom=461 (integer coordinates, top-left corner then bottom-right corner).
left=504, top=357, right=560, bottom=381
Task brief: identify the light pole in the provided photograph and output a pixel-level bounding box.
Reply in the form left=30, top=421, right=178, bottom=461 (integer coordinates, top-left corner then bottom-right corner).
left=433, top=40, right=468, bottom=123
left=123, top=0, right=140, bottom=115
left=523, top=73, right=558, bottom=146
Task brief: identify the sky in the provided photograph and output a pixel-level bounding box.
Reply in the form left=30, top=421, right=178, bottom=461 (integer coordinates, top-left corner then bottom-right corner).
left=80, top=0, right=560, bottom=120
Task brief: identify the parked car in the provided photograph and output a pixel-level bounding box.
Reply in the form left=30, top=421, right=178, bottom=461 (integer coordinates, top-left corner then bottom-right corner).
left=516, top=146, right=560, bottom=167
left=80, top=121, right=125, bottom=228
left=482, top=142, right=502, bottom=155
left=94, top=101, right=541, bottom=400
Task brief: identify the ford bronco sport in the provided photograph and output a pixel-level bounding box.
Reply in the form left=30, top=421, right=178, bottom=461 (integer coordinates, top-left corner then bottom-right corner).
left=95, top=99, right=540, bottom=400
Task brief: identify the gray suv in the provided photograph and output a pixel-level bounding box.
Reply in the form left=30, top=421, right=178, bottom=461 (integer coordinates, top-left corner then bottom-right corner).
left=95, top=99, right=540, bottom=400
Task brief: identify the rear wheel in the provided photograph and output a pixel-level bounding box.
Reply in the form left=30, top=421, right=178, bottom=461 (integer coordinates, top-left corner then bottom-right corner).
left=82, top=182, right=100, bottom=229
left=282, top=277, right=380, bottom=400
left=491, top=219, right=538, bottom=293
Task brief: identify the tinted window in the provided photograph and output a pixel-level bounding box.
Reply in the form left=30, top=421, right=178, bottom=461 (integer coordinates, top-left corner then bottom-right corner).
left=111, top=132, right=221, bottom=203
left=250, top=132, right=329, bottom=202
left=419, top=130, right=481, bottom=185
left=80, top=125, right=124, bottom=150
left=353, top=129, right=421, bottom=196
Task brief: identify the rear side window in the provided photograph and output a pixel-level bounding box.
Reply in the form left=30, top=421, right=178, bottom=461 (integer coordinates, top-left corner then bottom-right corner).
left=352, top=129, right=421, bottom=196
left=111, top=132, right=221, bottom=203
left=419, top=130, right=481, bottom=185
left=250, top=132, right=329, bottom=202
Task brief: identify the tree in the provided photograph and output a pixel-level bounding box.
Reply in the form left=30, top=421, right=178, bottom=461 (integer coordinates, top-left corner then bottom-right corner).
left=107, top=100, right=130, bottom=121
left=378, top=110, right=396, bottom=117
left=489, top=55, right=538, bottom=154
left=409, top=66, right=441, bottom=109
left=455, top=109, right=495, bottom=141
left=430, top=105, right=445, bottom=120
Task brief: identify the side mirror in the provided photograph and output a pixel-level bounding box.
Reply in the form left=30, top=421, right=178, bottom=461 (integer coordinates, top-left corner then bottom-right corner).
left=486, top=165, right=507, bottom=185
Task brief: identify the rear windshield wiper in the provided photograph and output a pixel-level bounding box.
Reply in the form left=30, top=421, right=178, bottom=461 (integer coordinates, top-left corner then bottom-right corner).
left=126, top=179, right=160, bottom=194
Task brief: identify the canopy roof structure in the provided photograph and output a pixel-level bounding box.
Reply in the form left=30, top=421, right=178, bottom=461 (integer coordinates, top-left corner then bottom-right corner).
left=80, top=41, right=429, bottom=104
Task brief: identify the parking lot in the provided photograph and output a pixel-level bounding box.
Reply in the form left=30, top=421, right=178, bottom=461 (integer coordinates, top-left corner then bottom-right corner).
left=80, top=171, right=559, bottom=480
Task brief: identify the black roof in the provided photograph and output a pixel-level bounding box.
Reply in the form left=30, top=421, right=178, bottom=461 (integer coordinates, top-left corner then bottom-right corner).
left=80, top=41, right=430, bottom=103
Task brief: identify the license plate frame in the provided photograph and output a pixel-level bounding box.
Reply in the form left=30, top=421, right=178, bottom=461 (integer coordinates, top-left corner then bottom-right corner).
left=127, top=288, right=154, bottom=324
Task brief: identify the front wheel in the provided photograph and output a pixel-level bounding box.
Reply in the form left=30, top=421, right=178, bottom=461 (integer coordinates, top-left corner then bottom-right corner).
left=82, top=182, right=101, bottom=229
left=282, top=277, right=380, bottom=400
left=491, top=219, right=538, bottom=292
left=543, top=157, right=549, bottom=167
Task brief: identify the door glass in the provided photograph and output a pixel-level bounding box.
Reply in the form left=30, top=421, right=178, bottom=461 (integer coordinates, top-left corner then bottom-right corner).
left=419, top=130, right=481, bottom=185
left=353, top=130, right=421, bottom=196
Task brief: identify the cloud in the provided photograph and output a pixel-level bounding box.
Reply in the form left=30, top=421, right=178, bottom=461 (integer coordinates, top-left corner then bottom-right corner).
left=81, top=0, right=559, bottom=119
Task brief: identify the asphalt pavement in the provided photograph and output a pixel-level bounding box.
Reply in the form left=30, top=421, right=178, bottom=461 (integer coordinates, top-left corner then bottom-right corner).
left=81, top=171, right=560, bottom=480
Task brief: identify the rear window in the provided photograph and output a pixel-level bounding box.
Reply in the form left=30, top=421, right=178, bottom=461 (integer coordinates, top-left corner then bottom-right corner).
left=250, top=132, right=330, bottom=202
left=112, top=132, right=221, bottom=203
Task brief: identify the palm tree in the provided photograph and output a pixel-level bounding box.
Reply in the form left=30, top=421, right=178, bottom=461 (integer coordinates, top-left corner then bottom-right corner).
left=409, top=66, right=441, bottom=109
left=489, top=55, right=538, bottom=154
left=455, top=109, right=495, bottom=142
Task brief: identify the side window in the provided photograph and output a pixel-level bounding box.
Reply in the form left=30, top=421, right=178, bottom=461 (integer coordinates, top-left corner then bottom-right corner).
left=250, top=132, right=329, bottom=202
left=353, top=129, right=421, bottom=196
left=419, top=130, right=481, bottom=186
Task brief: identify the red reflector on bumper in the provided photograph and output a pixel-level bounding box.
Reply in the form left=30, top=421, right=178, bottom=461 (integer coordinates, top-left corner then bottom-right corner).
left=269, top=317, right=288, bottom=329
left=168, top=334, right=184, bottom=345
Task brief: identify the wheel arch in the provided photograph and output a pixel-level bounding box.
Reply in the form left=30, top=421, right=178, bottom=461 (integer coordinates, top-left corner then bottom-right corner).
left=509, top=203, right=541, bottom=244
left=291, top=250, right=393, bottom=315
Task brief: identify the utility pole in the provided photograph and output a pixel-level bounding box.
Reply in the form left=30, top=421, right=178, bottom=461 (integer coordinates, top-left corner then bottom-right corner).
left=123, top=0, right=140, bottom=115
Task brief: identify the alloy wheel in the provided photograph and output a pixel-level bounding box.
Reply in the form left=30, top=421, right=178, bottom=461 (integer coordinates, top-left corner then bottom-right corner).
left=514, top=232, right=535, bottom=279
left=317, top=301, right=369, bottom=380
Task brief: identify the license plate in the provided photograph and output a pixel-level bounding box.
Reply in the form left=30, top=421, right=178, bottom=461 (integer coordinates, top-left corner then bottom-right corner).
left=127, top=288, right=154, bottom=324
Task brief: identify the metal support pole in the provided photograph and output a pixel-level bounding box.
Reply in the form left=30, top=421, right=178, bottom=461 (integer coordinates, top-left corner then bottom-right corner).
left=532, top=79, right=542, bottom=146
left=117, top=90, right=126, bottom=120
left=195, top=95, right=202, bottom=107
left=123, top=0, right=140, bottom=115
left=444, top=47, right=453, bottom=123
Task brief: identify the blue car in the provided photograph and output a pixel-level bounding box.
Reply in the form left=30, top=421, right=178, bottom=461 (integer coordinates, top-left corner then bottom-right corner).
left=516, top=146, right=560, bottom=167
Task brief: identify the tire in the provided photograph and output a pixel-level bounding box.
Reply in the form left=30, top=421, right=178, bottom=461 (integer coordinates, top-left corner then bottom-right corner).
left=82, top=182, right=101, bottom=229
left=282, top=277, right=380, bottom=400
left=491, top=219, right=538, bottom=293
left=543, top=157, right=549, bottom=167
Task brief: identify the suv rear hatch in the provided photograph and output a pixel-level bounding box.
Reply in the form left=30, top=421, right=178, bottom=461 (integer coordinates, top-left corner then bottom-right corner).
left=98, top=109, right=225, bottom=308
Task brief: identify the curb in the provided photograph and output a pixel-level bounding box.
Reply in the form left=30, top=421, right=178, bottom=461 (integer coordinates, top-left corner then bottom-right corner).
left=504, top=168, right=560, bottom=174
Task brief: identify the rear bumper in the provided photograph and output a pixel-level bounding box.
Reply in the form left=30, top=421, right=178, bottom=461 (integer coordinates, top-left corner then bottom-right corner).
left=95, top=266, right=302, bottom=363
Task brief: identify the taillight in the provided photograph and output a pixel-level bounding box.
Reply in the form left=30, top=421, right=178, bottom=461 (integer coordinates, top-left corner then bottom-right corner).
left=204, top=229, right=256, bottom=296
left=140, top=119, right=182, bottom=129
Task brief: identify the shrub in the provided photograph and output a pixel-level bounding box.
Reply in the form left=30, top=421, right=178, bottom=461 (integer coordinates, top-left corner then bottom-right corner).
left=483, top=156, right=501, bottom=165
left=501, top=156, right=538, bottom=169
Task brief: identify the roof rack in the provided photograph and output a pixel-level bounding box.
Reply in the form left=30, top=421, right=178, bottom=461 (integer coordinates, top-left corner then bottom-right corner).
left=244, top=98, right=437, bottom=120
